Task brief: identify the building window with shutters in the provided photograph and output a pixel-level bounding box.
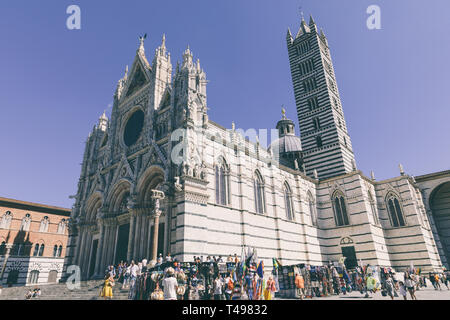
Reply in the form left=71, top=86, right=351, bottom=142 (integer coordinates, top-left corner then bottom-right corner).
left=39, top=216, right=49, bottom=233
left=20, top=214, right=31, bottom=231
left=28, top=270, right=40, bottom=284
left=0, top=211, right=12, bottom=229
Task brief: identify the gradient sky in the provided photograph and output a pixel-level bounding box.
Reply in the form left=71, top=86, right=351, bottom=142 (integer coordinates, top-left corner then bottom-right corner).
left=0, top=0, right=449, bottom=208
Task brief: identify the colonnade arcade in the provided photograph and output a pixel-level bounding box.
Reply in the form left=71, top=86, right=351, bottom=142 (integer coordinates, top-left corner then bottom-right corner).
left=73, top=167, right=169, bottom=279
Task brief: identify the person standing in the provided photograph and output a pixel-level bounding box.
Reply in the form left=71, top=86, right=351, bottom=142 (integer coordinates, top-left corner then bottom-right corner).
left=295, top=273, right=305, bottom=300
left=162, top=267, right=178, bottom=300
left=122, top=263, right=131, bottom=289
left=263, top=276, right=276, bottom=300
left=213, top=276, right=223, bottom=300
left=100, top=272, right=115, bottom=300
left=398, top=281, right=407, bottom=300
left=129, top=260, right=139, bottom=288
left=224, top=273, right=233, bottom=300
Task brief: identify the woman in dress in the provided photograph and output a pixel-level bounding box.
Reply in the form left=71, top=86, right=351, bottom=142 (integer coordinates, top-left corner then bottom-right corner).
left=100, top=272, right=115, bottom=300
left=263, top=276, right=276, bottom=300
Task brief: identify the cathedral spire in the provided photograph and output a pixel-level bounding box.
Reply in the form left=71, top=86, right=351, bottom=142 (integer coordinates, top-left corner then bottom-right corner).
left=309, top=14, right=315, bottom=26
left=98, top=110, right=108, bottom=131
left=182, top=45, right=193, bottom=68
left=286, top=28, right=293, bottom=44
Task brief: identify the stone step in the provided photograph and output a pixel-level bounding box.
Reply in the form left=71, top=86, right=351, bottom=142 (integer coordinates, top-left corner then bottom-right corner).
left=0, top=280, right=131, bottom=300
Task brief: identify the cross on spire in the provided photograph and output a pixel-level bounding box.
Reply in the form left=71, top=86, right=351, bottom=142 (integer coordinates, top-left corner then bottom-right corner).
left=299, top=5, right=304, bottom=21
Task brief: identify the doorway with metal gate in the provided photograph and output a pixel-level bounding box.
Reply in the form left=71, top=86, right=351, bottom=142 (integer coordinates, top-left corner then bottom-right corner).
left=341, top=246, right=358, bottom=269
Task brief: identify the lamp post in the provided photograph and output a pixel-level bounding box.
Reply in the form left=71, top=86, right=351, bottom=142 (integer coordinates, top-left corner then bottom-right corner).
left=149, top=190, right=165, bottom=267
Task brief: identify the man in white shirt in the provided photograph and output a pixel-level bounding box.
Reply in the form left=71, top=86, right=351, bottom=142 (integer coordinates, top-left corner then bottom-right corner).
left=162, top=267, right=178, bottom=300
left=213, top=276, right=223, bottom=300
left=130, top=261, right=139, bottom=282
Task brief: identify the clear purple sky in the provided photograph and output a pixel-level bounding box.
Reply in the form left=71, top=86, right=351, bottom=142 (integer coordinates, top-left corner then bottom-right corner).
left=0, top=0, right=449, bottom=208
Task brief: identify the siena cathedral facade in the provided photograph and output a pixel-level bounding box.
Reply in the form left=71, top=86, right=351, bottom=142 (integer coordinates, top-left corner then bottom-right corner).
left=63, top=17, right=450, bottom=280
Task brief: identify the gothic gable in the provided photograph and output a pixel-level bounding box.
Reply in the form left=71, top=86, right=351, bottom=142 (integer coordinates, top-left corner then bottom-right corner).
left=125, top=64, right=147, bottom=98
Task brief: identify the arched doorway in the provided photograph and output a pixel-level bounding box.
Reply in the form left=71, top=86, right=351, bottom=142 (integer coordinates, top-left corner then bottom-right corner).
left=430, top=182, right=450, bottom=266
left=137, top=166, right=166, bottom=261
left=109, top=181, right=131, bottom=265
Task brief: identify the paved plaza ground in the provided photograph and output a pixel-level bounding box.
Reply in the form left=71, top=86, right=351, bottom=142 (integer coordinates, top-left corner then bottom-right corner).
left=276, top=286, right=450, bottom=300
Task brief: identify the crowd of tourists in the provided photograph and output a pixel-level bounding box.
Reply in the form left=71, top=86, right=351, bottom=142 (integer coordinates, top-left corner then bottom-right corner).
left=98, top=251, right=450, bottom=300
left=290, top=264, right=450, bottom=300
left=25, top=287, right=41, bottom=299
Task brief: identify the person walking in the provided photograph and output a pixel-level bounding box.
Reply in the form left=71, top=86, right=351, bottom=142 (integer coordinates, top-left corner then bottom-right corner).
left=162, top=267, right=178, bottom=300
left=398, top=281, right=407, bottom=300
left=442, top=273, right=449, bottom=290
left=384, top=275, right=395, bottom=300
left=295, top=273, right=305, bottom=300
left=434, top=273, right=441, bottom=290
left=430, top=272, right=437, bottom=289
left=405, top=274, right=417, bottom=300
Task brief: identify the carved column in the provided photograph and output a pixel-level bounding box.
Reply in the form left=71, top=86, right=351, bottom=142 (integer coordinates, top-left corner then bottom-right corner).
left=127, top=213, right=136, bottom=262
left=78, top=226, right=87, bottom=271
left=150, top=210, right=161, bottom=266
left=133, top=212, right=142, bottom=261
left=94, top=220, right=105, bottom=276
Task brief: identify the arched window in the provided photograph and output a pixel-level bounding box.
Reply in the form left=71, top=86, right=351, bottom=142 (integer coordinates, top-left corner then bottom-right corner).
left=0, top=241, right=6, bottom=255
left=39, top=216, right=49, bottom=233
left=53, top=245, right=58, bottom=257
left=0, top=211, right=12, bottom=229
left=15, top=243, right=24, bottom=256
left=20, top=214, right=31, bottom=231
left=308, top=192, right=318, bottom=226
left=28, top=270, right=39, bottom=284
left=33, top=244, right=40, bottom=257
left=254, top=171, right=266, bottom=214
left=57, top=245, right=63, bottom=257
left=368, top=192, right=380, bottom=225
left=386, top=193, right=406, bottom=227
left=57, top=219, right=66, bottom=235
left=316, top=136, right=323, bottom=148
left=215, top=159, right=229, bottom=205
left=38, top=244, right=45, bottom=257
left=333, top=192, right=349, bottom=226
left=284, top=183, right=294, bottom=221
